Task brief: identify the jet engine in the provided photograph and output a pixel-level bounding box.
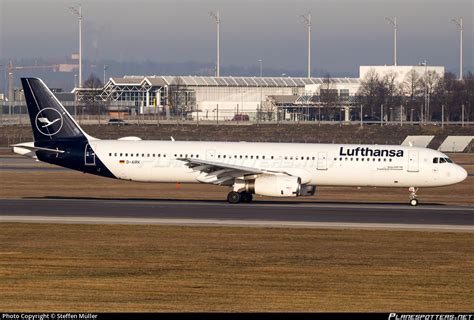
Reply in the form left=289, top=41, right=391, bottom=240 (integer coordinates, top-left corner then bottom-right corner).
left=244, top=175, right=301, bottom=197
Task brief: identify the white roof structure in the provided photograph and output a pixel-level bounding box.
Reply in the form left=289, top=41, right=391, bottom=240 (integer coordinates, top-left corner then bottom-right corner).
left=109, top=75, right=360, bottom=88
left=438, top=136, right=474, bottom=152
left=401, top=136, right=435, bottom=148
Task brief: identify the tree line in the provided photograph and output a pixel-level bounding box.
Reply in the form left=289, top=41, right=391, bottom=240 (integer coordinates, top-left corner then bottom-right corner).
left=356, top=69, right=474, bottom=122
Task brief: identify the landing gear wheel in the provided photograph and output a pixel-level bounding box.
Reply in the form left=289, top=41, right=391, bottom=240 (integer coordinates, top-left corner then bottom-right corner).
left=240, top=192, right=253, bottom=203
left=227, top=191, right=241, bottom=204
left=408, top=187, right=419, bottom=206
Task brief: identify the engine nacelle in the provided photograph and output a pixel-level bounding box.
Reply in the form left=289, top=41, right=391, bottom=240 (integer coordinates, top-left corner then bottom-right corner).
left=299, top=185, right=316, bottom=196
left=246, top=175, right=301, bottom=197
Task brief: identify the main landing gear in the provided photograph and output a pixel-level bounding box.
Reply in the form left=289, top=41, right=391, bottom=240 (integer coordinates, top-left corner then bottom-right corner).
left=227, top=191, right=253, bottom=204
left=409, top=187, right=419, bottom=206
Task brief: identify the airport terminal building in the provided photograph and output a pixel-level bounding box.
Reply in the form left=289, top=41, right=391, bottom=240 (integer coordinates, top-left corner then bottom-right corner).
left=84, top=75, right=361, bottom=121
left=76, top=65, right=442, bottom=121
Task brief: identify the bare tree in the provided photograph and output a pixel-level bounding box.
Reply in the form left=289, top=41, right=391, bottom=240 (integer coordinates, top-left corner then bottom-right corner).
left=168, top=76, right=195, bottom=119
left=381, top=72, right=401, bottom=121
left=463, top=72, right=474, bottom=121
left=356, top=69, right=382, bottom=118
left=402, top=70, right=423, bottom=120
left=419, top=70, right=441, bottom=121
left=82, top=73, right=104, bottom=121
left=432, top=72, right=464, bottom=122
left=319, top=73, right=339, bottom=120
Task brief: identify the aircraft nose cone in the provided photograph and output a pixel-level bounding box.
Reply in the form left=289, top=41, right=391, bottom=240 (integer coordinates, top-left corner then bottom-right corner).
left=456, top=165, right=468, bottom=183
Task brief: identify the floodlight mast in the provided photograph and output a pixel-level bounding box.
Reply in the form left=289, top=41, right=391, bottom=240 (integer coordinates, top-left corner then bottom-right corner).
left=299, top=13, right=311, bottom=78
left=69, top=5, right=82, bottom=87
left=385, top=16, right=397, bottom=66
left=451, top=17, right=463, bottom=80
left=209, top=11, right=220, bottom=77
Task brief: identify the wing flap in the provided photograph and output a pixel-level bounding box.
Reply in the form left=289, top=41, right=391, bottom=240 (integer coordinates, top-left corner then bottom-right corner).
left=178, top=157, right=289, bottom=185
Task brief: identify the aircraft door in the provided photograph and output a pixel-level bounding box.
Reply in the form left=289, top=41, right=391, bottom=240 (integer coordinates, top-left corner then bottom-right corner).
left=84, top=143, right=96, bottom=166
left=317, top=152, right=328, bottom=170
left=407, top=150, right=419, bottom=172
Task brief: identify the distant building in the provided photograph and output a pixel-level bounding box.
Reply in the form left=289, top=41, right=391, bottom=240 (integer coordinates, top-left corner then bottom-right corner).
left=359, top=65, right=445, bottom=83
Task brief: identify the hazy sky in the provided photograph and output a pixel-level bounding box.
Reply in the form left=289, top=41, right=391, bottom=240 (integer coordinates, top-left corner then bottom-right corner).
left=0, top=0, right=472, bottom=75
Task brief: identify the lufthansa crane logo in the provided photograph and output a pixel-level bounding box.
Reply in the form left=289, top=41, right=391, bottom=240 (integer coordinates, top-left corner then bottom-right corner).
left=35, top=108, right=64, bottom=136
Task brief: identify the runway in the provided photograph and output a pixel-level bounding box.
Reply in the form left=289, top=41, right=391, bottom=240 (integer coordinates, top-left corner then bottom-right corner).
left=1, top=198, right=473, bottom=231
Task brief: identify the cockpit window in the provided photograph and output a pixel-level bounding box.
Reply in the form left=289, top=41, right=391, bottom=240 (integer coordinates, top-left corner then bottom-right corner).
left=439, top=158, right=446, bottom=163
left=433, top=158, right=438, bottom=164
left=445, top=158, right=453, bottom=163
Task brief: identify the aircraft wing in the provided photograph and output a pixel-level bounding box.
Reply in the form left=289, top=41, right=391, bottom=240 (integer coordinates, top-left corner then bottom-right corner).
left=178, top=157, right=290, bottom=185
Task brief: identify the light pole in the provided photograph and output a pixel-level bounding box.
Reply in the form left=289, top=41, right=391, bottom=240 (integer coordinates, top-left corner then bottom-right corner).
left=209, top=11, right=220, bottom=77
left=299, top=13, right=311, bottom=78
left=69, top=5, right=83, bottom=87
left=8, top=72, right=13, bottom=117
left=385, top=16, right=397, bottom=66
left=103, top=65, right=108, bottom=84
left=258, top=59, right=263, bottom=77
left=451, top=17, right=463, bottom=80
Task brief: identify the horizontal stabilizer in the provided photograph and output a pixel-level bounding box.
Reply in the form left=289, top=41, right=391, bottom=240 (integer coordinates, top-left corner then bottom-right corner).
left=11, top=142, right=65, bottom=154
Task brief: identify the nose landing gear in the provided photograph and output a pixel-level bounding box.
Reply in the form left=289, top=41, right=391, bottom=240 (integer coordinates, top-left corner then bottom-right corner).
left=409, top=187, right=419, bottom=206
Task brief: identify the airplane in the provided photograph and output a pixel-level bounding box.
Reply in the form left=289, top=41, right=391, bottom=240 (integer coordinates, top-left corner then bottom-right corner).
left=12, top=78, right=468, bottom=206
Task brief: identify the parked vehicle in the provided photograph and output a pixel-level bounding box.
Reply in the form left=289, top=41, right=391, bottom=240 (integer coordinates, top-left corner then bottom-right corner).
left=232, top=114, right=250, bottom=121
left=107, top=118, right=128, bottom=125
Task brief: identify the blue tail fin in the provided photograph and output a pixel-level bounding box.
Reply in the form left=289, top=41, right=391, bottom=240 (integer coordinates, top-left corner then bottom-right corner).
left=21, top=78, right=86, bottom=142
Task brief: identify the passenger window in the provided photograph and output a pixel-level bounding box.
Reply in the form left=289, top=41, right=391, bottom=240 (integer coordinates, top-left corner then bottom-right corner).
left=120, top=153, right=123, bottom=156
left=114, top=153, right=117, bottom=156
left=136, top=153, right=139, bottom=157
left=433, top=158, right=438, bottom=163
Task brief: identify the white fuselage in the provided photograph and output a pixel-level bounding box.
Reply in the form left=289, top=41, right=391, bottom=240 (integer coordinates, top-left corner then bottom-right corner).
left=91, top=140, right=467, bottom=188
